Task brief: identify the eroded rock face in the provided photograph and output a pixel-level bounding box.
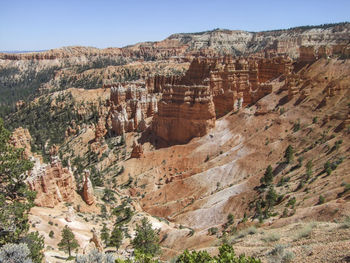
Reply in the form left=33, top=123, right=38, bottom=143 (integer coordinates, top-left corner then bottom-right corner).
left=131, top=139, right=143, bottom=158
left=82, top=170, right=95, bottom=205
left=65, top=206, right=75, bottom=222
left=110, top=84, right=158, bottom=135
left=153, top=84, right=216, bottom=144
left=10, top=127, right=32, bottom=158
left=90, top=229, right=103, bottom=252
left=299, top=44, right=350, bottom=62
left=26, top=157, right=76, bottom=208
left=299, top=46, right=317, bottom=62
left=95, top=118, right=107, bottom=141
left=149, top=55, right=294, bottom=143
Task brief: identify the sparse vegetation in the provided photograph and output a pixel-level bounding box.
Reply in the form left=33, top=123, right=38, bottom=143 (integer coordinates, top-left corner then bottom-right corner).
left=318, top=195, right=325, bottom=205
left=208, top=227, right=219, bottom=235
left=340, top=216, right=350, bottom=229
left=292, top=120, right=300, bottom=132
left=296, top=223, right=315, bottom=239
left=262, top=232, right=280, bottom=242
left=267, top=244, right=294, bottom=263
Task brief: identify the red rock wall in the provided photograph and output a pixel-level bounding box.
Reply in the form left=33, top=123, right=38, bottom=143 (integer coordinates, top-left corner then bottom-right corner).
left=299, top=46, right=317, bottom=62
left=152, top=84, right=216, bottom=144
left=27, top=158, right=76, bottom=208
left=257, top=57, right=292, bottom=83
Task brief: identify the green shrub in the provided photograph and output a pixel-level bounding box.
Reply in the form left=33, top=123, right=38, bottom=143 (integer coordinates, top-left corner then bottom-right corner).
left=284, top=145, right=294, bottom=164
left=268, top=244, right=294, bottom=263
left=286, top=197, right=296, bottom=208
left=262, top=232, right=280, bottom=242
left=296, top=223, right=314, bottom=239
left=208, top=227, right=218, bottom=236
left=340, top=217, right=350, bottom=229
left=292, top=120, right=300, bottom=132
left=175, top=244, right=262, bottom=263
left=318, top=195, right=325, bottom=205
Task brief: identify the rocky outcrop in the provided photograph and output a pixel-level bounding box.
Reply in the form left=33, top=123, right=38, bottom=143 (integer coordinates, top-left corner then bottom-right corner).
left=299, top=44, right=350, bottom=62
left=299, top=46, right=317, bottom=62
left=65, top=206, right=75, bottom=222
left=146, top=75, right=181, bottom=93
left=110, top=84, right=158, bottom=135
left=1, top=23, right=349, bottom=64
left=209, top=56, right=291, bottom=117
left=26, top=157, right=76, bottom=208
left=149, top=55, right=294, bottom=143
left=90, top=229, right=103, bottom=252
left=131, top=139, right=143, bottom=158
left=95, top=118, right=107, bottom=141
left=257, top=57, right=292, bottom=83
left=10, top=127, right=32, bottom=159
left=65, top=120, right=80, bottom=139
left=153, top=84, right=216, bottom=144
left=82, top=170, right=95, bottom=205
left=15, top=100, right=26, bottom=111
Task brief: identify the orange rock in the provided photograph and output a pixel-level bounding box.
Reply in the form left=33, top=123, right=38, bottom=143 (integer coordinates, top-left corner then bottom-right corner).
left=26, top=157, right=76, bottom=208
left=95, top=118, right=107, bottom=141
left=10, top=127, right=32, bottom=159
left=131, top=139, right=143, bottom=158
left=82, top=170, right=95, bottom=205
left=152, top=84, right=216, bottom=144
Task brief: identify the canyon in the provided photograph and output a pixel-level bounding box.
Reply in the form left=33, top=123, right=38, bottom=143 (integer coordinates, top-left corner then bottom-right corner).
left=0, top=22, right=350, bottom=263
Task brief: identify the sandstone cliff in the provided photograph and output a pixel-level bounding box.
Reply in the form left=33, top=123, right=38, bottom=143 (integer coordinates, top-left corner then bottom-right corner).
left=152, top=84, right=216, bottom=144
left=26, top=157, right=76, bottom=208
left=1, top=23, right=349, bottom=61
left=109, top=83, right=158, bottom=135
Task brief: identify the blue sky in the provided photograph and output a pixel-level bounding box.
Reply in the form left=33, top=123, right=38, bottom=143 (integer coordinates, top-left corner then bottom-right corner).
left=0, top=0, right=349, bottom=51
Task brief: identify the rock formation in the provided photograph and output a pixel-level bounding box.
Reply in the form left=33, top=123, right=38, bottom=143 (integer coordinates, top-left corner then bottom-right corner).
left=148, top=55, right=294, bottom=143
left=1, top=23, right=349, bottom=62
left=65, top=206, right=75, bottom=222
left=82, top=170, right=95, bottom=205
left=95, top=118, right=107, bottom=141
left=299, top=44, right=350, bottom=62
left=89, top=229, right=103, bottom=252
left=10, top=127, right=33, bottom=159
left=299, top=46, right=317, bottom=62
left=26, top=157, right=76, bottom=208
left=152, top=84, right=216, bottom=144
left=131, top=139, right=143, bottom=158
left=15, top=100, right=26, bottom=111
left=109, top=84, right=158, bottom=135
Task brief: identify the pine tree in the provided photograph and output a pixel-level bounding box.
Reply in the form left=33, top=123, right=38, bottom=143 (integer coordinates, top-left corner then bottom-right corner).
left=58, top=225, right=79, bottom=257
left=131, top=217, right=160, bottom=257
left=266, top=186, right=278, bottom=208
left=227, top=213, right=234, bottom=226
left=260, top=165, right=273, bottom=186
left=20, top=231, right=44, bottom=263
left=109, top=225, right=123, bottom=251
left=284, top=145, right=294, bottom=164
left=100, top=224, right=110, bottom=247
left=305, top=160, right=313, bottom=179
left=0, top=118, right=36, bottom=246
